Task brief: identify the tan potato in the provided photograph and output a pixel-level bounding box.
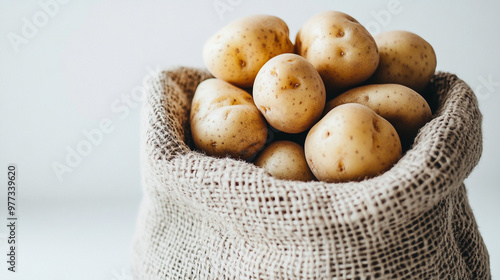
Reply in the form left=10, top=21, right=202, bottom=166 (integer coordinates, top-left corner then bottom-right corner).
left=253, top=53, right=326, bottom=134
left=305, top=103, right=402, bottom=182
left=254, top=140, right=315, bottom=181
left=295, top=11, right=379, bottom=93
left=367, top=30, right=437, bottom=93
left=203, top=15, right=294, bottom=88
left=190, top=78, right=268, bottom=160
left=325, top=83, right=432, bottom=148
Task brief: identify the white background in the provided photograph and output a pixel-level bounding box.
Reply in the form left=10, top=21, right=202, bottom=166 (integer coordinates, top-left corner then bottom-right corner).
left=1, top=0, right=499, bottom=279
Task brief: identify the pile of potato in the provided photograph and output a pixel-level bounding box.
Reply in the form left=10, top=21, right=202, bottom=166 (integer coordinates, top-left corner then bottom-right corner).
left=190, top=11, right=436, bottom=183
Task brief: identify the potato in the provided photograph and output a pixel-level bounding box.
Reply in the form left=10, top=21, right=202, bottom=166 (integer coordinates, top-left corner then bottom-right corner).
left=190, top=78, right=268, bottom=160
left=305, top=103, right=402, bottom=182
left=253, top=53, right=326, bottom=134
left=367, top=30, right=437, bottom=93
left=295, top=11, right=379, bottom=93
left=203, top=15, right=294, bottom=88
left=254, top=140, right=315, bottom=181
left=325, top=83, right=432, bottom=149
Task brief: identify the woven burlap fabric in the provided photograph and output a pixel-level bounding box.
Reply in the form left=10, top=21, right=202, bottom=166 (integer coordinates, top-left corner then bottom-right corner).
left=132, top=67, right=490, bottom=279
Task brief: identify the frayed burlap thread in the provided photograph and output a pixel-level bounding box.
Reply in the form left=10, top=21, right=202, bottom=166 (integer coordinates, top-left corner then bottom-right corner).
left=132, top=67, right=490, bottom=279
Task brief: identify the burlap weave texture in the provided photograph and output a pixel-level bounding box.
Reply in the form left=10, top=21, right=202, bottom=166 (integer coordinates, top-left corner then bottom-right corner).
left=132, top=67, right=490, bottom=279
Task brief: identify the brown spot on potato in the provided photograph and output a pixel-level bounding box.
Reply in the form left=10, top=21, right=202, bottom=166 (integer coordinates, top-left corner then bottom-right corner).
left=372, top=118, right=381, bottom=133
left=337, top=160, right=345, bottom=173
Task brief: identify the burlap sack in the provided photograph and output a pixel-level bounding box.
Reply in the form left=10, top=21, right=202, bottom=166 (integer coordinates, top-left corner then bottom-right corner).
left=132, top=67, right=491, bottom=279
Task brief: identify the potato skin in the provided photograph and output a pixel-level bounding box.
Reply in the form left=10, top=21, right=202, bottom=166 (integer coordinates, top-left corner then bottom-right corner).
left=254, top=140, right=315, bottom=181
left=367, top=30, right=437, bottom=93
left=295, top=11, right=379, bottom=93
left=305, top=103, right=402, bottom=182
left=325, top=83, right=432, bottom=148
left=203, top=15, right=294, bottom=88
left=190, top=78, right=268, bottom=160
left=253, top=53, right=326, bottom=134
